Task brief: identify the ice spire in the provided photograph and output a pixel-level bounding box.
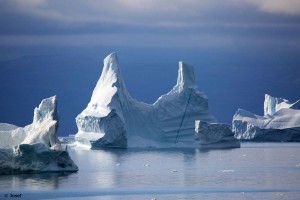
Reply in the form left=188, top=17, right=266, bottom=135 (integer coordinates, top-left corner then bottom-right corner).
left=33, top=96, right=58, bottom=124
left=264, top=94, right=276, bottom=116
left=96, top=52, right=127, bottom=93
left=85, top=52, right=129, bottom=116
left=175, top=61, right=196, bottom=92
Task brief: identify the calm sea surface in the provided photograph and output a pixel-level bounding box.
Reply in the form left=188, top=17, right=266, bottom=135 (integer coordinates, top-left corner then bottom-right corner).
left=1, top=143, right=300, bottom=200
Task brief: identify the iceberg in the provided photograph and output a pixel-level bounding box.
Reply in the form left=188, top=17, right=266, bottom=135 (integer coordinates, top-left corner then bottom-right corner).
left=195, top=121, right=240, bottom=149
left=264, top=94, right=300, bottom=116
left=75, top=53, right=216, bottom=148
left=0, top=96, right=78, bottom=174
left=0, top=96, right=59, bottom=148
left=233, top=94, right=300, bottom=141
left=0, top=143, right=78, bottom=174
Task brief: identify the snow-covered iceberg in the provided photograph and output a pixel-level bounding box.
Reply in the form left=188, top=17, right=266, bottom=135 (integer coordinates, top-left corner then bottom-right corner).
left=233, top=94, right=300, bottom=141
left=0, top=96, right=59, bottom=148
left=195, top=121, right=240, bottom=149
left=75, top=53, right=216, bottom=148
left=0, top=96, right=78, bottom=174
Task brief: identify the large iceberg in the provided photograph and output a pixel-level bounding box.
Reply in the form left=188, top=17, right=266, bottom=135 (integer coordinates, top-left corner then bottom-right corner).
left=233, top=94, right=300, bottom=141
left=0, top=96, right=78, bottom=174
left=195, top=121, right=240, bottom=149
left=75, top=53, right=216, bottom=148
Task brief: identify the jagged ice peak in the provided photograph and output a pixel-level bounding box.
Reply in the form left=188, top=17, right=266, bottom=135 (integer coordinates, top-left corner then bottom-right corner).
left=175, top=61, right=196, bottom=92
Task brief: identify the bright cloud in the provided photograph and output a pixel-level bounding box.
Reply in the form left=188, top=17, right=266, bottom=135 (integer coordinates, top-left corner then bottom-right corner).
left=244, top=0, right=300, bottom=15
left=0, top=0, right=299, bottom=48
left=1, top=0, right=300, bottom=26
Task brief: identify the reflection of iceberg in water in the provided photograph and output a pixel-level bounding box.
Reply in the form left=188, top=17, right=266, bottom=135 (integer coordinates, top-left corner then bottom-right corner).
left=70, top=149, right=121, bottom=188
left=61, top=148, right=202, bottom=190
left=0, top=173, right=73, bottom=190
left=2, top=144, right=300, bottom=199
left=77, top=149, right=200, bottom=188
left=74, top=53, right=218, bottom=149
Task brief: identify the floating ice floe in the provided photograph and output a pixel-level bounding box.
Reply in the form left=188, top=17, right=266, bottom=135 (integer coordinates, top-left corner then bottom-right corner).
left=0, top=96, right=78, bottom=174
left=233, top=94, right=300, bottom=142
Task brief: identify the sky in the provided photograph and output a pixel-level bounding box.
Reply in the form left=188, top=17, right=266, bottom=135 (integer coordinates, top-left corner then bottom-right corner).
left=0, top=0, right=300, bottom=135
left=0, top=0, right=300, bottom=52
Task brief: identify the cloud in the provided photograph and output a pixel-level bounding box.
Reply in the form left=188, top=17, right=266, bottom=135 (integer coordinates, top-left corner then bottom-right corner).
left=0, top=0, right=299, bottom=49
left=3, top=0, right=299, bottom=26
left=1, top=0, right=216, bottom=25
left=2, top=0, right=300, bottom=28
left=243, top=0, right=300, bottom=15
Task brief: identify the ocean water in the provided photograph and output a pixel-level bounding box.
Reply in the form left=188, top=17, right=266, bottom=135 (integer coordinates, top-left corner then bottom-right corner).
left=1, top=143, right=300, bottom=200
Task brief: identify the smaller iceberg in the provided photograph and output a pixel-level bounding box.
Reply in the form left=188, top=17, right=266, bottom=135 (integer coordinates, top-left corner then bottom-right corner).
left=0, top=96, right=59, bottom=148
left=233, top=94, right=300, bottom=141
left=264, top=94, right=300, bottom=116
left=195, top=120, right=240, bottom=149
left=0, top=143, right=77, bottom=174
left=0, top=96, right=78, bottom=174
